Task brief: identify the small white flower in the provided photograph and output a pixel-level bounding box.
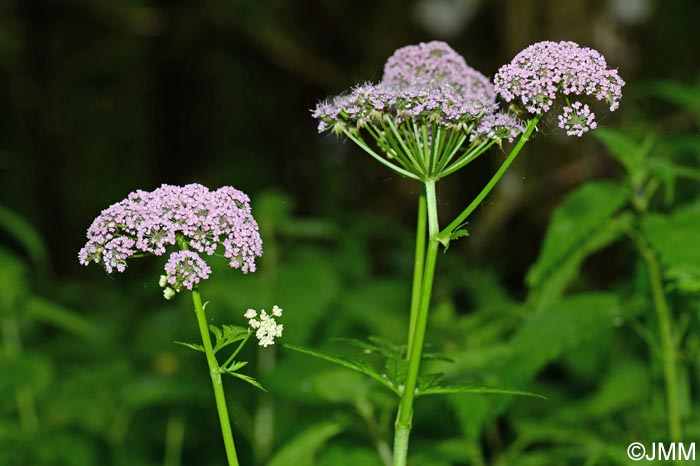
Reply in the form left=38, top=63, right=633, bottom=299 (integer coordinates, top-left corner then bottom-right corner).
left=245, top=305, right=284, bottom=347
left=163, top=287, right=176, bottom=300
left=158, top=274, right=168, bottom=287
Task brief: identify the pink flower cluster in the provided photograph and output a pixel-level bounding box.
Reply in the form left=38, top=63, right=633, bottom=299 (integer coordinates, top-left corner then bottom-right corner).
left=79, top=184, right=263, bottom=277
left=312, top=41, right=523, bottom=143
left=494, top=41, right=624, bottom=136
left=558, top=102, right=597, bottom=137
left=382, top=41, right=495, bottom=102
left=163, top=250, right=212, bottom=291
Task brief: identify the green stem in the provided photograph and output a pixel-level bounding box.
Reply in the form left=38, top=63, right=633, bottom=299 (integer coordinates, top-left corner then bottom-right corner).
left=436, top=116, right=541, bottom=246
left=384, top=119, right=424, bottom=176
left=191, top=290, right=240, bottom=466
left=635, top=235, right=682, bottom=441
left=440, top=139, right=494, bottom=178
left=394, top=179, right=440, bottom=466
left=343, top=129, right=420, bottom=180
left=406, top=192, right=427, bottom=356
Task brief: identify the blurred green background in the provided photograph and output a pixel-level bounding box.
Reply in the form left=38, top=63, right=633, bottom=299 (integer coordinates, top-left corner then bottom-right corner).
left=1, top=0, right=699, bottom=465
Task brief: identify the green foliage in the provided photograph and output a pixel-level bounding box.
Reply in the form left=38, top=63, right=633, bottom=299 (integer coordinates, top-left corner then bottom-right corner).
left=284, top=343, right=398, bottom=394
left=642, top=203, right=700, bottom=292
left=526, top=182, right=631, bottom=306
left=209, top=323, right=250, bottom=354
left=267, top=420, right=346, bottom=466
left=505, top=292, right=627, bottom=388
left=592, top=129, right=653, bottom=186
left=2, top=74, right=700, bottom=465
left=0, top=204, right=49, bottom=271
left=417, top=383, right=545, bottom=399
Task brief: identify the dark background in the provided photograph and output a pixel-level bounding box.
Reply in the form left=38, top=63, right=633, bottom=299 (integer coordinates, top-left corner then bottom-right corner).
left=2, top=0, right=698, bottom=283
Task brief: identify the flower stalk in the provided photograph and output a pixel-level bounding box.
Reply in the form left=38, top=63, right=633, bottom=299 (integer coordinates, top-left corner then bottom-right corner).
left=394, top=117, right=541, bottom=465
left=436, top=115, right=541, bottom=246
left=191, top=289, right=241, bottom=466
left=394, top=179, right=441, bottom=466
left=311, top=40, right=624, bottom=466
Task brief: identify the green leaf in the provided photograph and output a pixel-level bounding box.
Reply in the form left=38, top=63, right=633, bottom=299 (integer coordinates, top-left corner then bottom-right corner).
left=209, top=324, right=222, bottom=342
left=367, top=336, right=406, bottom=357
left=418, top=383, right=546, bottom=399
left=224, top=360, right=248, bottom=372
left=417, top=372, right=444, bottom=392
left=422, top=351, right=455, bottom=363
left=174, top=341, right=204, bottom=352
left=450, top=228, right=469, bottom=240
left=642, top=203, right=700, bottom=293
left=592, top=129, right=653, bottom=182
left=331, top=336, right=404, bottom=359
left=267, top=420, right=345, bottom=466
left=384, top=357, right=408, bottom=388
left=284, top=344, right=397, bottom=394
left=504, top=292, right=625, bottom=388
left=528, top=212, right=634, bottom=308
left=526, top=182, right=631, bottom=306
left=222, top=370, right=266, bottom=391
left=210, top=324, right=249, bottom=353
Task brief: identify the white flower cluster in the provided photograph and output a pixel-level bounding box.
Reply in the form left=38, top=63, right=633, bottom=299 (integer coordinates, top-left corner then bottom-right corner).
left=244, top=305, right=283, bottom=347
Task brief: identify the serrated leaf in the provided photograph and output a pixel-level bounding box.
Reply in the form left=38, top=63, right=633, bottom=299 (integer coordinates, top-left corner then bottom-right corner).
left=210, top=324, right=249, bottom=353
left=367, top=336, right=406, bottom=358
left=418, top=383, right=545, bottom=399
left=174, top=341, right=204, bottom=352
left=267, top=420, right=345, bottom=466
left=450, top=229, right=469, bottom=240
left=223, top=370, right=266, bottom=391
left=417, top=373, right=444, bottom=392
left=384, top=357, right=408, bottom=387
left=225, top=360, right=248, bottom=372
left=284, top=344, right=397, bottom=394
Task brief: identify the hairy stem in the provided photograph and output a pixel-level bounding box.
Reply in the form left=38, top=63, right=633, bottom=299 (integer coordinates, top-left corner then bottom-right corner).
left=191, top=290, right=240, bottom=466
left=394, top=179, right=440, bottom=466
